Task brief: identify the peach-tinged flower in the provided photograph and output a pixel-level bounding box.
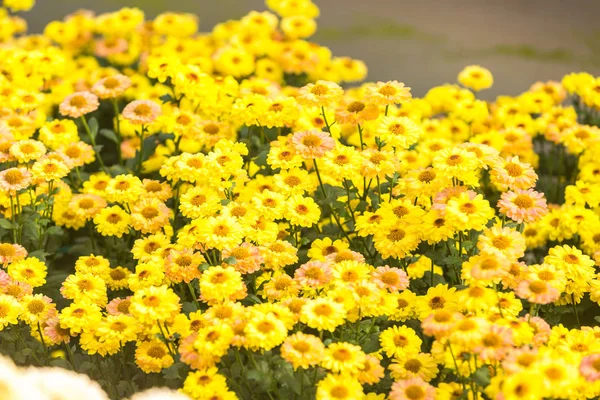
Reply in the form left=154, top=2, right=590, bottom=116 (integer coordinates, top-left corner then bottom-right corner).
left=421, top=310, right=463, bottom=339
left=290, top=129, right=335, bottom=159
left=94, top=37, right=129, bottom=57
left=431, top=186, right=475, bottom=212
left=365, top=80, right=412, bottom=105
left=122, top=100, right=162, bottom=125
left=580, top=354, right=600, bottom=382
left=0, top=243, right=27, bottom=266
left=294, top=260, right=333, bottom=288
left=522, top=315, right=550, bottom=346
left=297, top=80, right=344, bottom=107
left=59, top=91, right=99, bottom=118
left=491, top=156, right=538, bottom=191
left=498, top=189, right=548, bottom=223
left=44, top=316, right=71, bottom=344
left=0, top=167, right=32, bottom=193
left=335, top=100, right=379, bottom=125
left=222, top=242, right=263, bottom=274
left=390, top=377, right=435, bottom=400
left=372, top=265, right=409, bottom=292
left=106, top=297, right=132, bottom=316
left=92, top=74, right=132, bottom=99
left=474, top=324, right=513, bottom=362
left=515, top=280, right=559, bottom=304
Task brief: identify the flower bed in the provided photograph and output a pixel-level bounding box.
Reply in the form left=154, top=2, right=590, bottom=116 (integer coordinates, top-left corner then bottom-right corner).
left=0, top=1, right=599, bottom=399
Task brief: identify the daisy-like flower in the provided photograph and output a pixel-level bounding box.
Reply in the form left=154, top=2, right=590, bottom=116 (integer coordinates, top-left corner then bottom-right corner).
left=58, top=141, right=95, bottom=167
left=59, top=91, right=99, bottom=118
left=498, top=189, right=548, bottom=223
left=31, top=158, right=70, bottom=182
left=316, top=373, right=364, bottom=400
left=380, top=326, right=423, bottom=359
left=43, top=316, right=71, bottom=345
left=93, top=206, right=131, bottom=238
left=515, top=279, right=559, bottom=304
left=580, top=354, right=600, bottom=382
left=164, top=247, right=203, bottom=283
left=0, top=242, right=27, bottom=266
left=474, top=324, right=514, bottom=362
left=477, top=225, right=526, bottom=260
left=0, top=167, right=32, bottom=193
left=294, top=260, right=333, bottom=288
left=421, top=310, right=463, bottom=339
left=290, top=129, right=335, bottom=159
left=389, top=377, right=435, bottom=400
left=491, top=156, right=538, bottom=190
left=322, top=342, right=366, bottom=374
left=365, top=80, right=412, bottom=105
left=122, top=100, right=162, bottom=125
left=222, top=242, right=263, bottom=274
left=130, top=197, right=171, bottom=234
left=91, top=74, right=132, bottom=99
left=135, top=340, right=174, bottom=373
left=94, top=37, right=129, bottom=57
left=280, top=332, right=325, bottom=370
left=335, top=99, right=379, bottom=125
left=106, top=297, right=132, bottom=316
left=372, top=265, right=409, bottom=292
left=458, top=65, right=493, bottom=91
left=297, top=80, right=344, bottom=107
left=377, top=116, right=422, bottom=149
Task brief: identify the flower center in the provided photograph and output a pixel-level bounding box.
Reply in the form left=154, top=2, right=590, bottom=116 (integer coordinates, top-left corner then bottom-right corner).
left=4, top=169, right=24, bottom=185
left=513, top=195, right=533, bottom=209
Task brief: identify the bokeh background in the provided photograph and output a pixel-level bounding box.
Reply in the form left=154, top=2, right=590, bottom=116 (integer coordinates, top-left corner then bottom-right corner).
left=26, top=0, right=600, bottom=99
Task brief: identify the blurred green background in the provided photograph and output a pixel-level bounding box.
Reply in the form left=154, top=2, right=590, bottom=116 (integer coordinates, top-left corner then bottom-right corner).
left=25, top=0, right=600, bottom=98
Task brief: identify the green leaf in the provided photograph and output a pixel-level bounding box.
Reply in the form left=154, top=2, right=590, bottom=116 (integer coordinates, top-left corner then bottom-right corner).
left=21, top=217, right=39, bottom=245
left=182, top=302, right=197, bottom=314
left=88, top=117, right=99, bottom=139
left=28, top=250, right=48, bottom=261
left=50, top=358, right=72, bottom=370
left=79, top=361, right=96, bottom=373
left=159, top=93, right=174, bottom=104
left=99, top=129, right=119, bottom=144
left=223, top=256, right=237, bottom=265
left=0, top=219, right=13, bottom=229
left=162, top=362, right=186, bottom=381
left=472, top=366, right=491, bottom=387
left=46, top=226, right=64, bottom=237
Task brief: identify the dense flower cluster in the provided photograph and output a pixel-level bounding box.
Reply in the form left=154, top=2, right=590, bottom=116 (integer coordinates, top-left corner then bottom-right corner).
left=0, top=1, right=599, bottom=399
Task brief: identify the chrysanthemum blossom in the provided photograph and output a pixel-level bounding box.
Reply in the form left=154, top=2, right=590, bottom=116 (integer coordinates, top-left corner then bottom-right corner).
left=290, top=129, right=335, bottom=159
left=0, top=167, right=32, bottom=193
left=498, top=189, right=548, bottom=223
left=59, top=91, right=99, bottom=118
left=390, top=377, right=435, bottom=400
left=122, top=100, right=162, bottom=125
left=580, top=354, right=600, bottom=382
left=92, top=74, right=132, bottom=99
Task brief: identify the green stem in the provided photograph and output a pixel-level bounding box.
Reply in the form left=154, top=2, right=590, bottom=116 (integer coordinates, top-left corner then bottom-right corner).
left=111, top=99, right=123, bottom=164
left=156, top=321, right=176, bottom=358
left=321, top=106, right=331, bottom=132
left=357, top=124, right=365, bottom=150
left=187, top=282, right=200, bottom=310
left=448, top=341, right=466, bottom=391
left=312, top=159, right=327, bottom=197
left=80, top=116, right=108, bottom=172
left=136, top=126, right=146, bottom=175
left=37, top=322, right=49, bottom=361
left=572, top=294, right=581, bottom=328
left=65, top=342, right=76, bottom=371
left=9, top=194, right=17, bottom=243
